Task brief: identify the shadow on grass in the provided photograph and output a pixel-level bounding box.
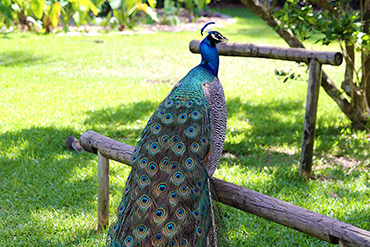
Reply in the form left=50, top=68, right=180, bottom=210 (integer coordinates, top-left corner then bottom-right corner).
left=0, top=126, right=102, bottom=244
left=0, top=126, right=99, bottom=209
left=0, top=50, right=47, bottom=67
left=226, top=96, right=355, bottom=156
left=226, top=97, right=305, bottom=154
left=83, top=100, right=159, bottom=145
left=221, top=97, right=364, bottom=186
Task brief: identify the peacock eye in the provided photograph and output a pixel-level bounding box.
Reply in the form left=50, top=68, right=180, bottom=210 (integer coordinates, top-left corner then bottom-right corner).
left=155, top=209, right=163, bottom=216
left=158, top=184, right=166, bottom=191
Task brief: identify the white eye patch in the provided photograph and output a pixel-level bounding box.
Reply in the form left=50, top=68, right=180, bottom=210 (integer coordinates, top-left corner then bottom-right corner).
left=211, top=33, right=222, bottom=41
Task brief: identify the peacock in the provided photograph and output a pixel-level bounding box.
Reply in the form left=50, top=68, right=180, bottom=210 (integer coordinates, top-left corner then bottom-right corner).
left=106, top=22, right=228, bottom=247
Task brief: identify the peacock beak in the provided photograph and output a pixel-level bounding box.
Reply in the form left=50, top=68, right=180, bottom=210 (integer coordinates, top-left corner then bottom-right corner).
left=220, top=35, right=228, bottom=43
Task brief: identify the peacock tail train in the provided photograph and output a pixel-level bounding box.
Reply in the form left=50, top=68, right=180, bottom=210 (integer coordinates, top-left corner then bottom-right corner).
left=107, top=66, right=217, bottom=247
left=107, top=23, right=227, bottom=247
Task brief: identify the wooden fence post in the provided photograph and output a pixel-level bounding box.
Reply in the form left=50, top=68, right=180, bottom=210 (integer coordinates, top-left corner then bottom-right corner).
left=97, top=150, right=110, bottom=230
left=300, top=59, right=322, bottom=178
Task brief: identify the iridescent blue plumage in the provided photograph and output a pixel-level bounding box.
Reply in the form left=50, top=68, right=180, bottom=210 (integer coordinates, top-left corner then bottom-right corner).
left=200, top=35, right=220, bottom=77
left=107, top=24, right=228, bottom=247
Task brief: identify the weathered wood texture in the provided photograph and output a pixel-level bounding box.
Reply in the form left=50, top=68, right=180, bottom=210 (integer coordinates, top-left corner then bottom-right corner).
left=79, top=131, right=370, bottom=246
left=97, top=151, right=109, bottom=230
left=189, top=40, right=343, bottom=66
left=80, top=130, right=135, bottom=161
left=300, top=59, right=322, bottom=178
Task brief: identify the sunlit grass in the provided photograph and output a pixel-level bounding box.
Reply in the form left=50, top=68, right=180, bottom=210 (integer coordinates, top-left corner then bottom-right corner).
left=0, top=7, right=369, bottom=246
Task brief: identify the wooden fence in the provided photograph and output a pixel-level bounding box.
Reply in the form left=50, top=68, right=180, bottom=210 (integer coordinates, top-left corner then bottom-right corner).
left=79, top=131, right=370, bottom=246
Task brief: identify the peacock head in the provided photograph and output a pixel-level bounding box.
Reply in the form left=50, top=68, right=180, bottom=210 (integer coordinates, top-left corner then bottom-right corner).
left=200, top=22, right=228, bottom=46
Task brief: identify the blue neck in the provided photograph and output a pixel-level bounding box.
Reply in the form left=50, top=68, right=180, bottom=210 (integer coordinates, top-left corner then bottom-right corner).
left=199, top=36, right=219, bottom=77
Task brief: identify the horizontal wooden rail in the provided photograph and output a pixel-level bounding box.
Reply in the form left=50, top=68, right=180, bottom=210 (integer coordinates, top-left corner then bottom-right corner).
left=80, top=130, right=370, bottom=246
left=189, top=40, right=343, bottom=66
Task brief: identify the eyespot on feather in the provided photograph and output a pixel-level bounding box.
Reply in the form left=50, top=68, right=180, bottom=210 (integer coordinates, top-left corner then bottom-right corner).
left=184, top=158, right=195, bottom=170
left=146, top=162, right=158, bottom=176
left=195, top=226, right=205, bottom=238
left=153, top=208, right=167, bottom=224
left=139, top=174, right=150, bottom=188
left=163, top=222, right=176, bottom=237
left=149, top=142, right=160, bottom=155
left=135, top=224, right=148, bottom=239
left=138, top=195, right=151, bottom=210
left=172, top=171, right=184, bottom=185
left=175, top=207, right=186, bottom=220
left=177, top=113, right=187, bottom=124
left=124, top=236, right=133, bottom=247
left=162, top=113, right=174, bottom=124
left=173, top=141, right=186, bottom=155
left=169, top=191, right=178, bottom=205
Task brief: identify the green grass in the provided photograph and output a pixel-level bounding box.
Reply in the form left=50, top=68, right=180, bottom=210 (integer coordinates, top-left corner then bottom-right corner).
left=1, top=7, right=369, bottom=246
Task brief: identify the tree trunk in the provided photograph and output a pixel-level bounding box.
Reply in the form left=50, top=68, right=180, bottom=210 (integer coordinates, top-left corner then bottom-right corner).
left=341, top=43, right=355, bottom=98
left=362, top=0, right=370, bottom=120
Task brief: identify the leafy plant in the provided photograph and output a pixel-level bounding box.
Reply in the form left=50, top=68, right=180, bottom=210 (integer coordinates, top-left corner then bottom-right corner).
left=100, top=0, right=158, bottom=30
left=0, top=0, right=17, bottom=29
left=0, top=0, right=100, bottom=33
left=179, top=0, right=210, bottom=15
left=274, top=0, right=368, bottom=50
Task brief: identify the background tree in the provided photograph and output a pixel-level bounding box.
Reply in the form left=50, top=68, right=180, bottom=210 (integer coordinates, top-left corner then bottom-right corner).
left=241, top=0, right=370, bottom=129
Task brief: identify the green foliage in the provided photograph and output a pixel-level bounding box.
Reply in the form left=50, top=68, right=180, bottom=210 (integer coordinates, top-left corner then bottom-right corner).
left=177, top=0, right=210, bottom=14
left=0, top=0, right=100, bottom=32
left=0, top=0, right=15, bottom=28
left=101, top=0, right=159, bottom=30
left=30, top=0, right=45, bottom=19
left=273, top=0, right=370, bottom=52
left=0, top=0, right=211, bottom=33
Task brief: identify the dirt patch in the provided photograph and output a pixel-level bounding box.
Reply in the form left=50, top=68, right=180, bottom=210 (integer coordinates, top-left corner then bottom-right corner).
left=58, top=11, right=236, bottom=36
left=314, top=154, right=361, bottom=174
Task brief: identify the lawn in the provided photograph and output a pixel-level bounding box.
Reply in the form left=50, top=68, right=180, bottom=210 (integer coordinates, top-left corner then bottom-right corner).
left=1, top=7, right=369, bottom=246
